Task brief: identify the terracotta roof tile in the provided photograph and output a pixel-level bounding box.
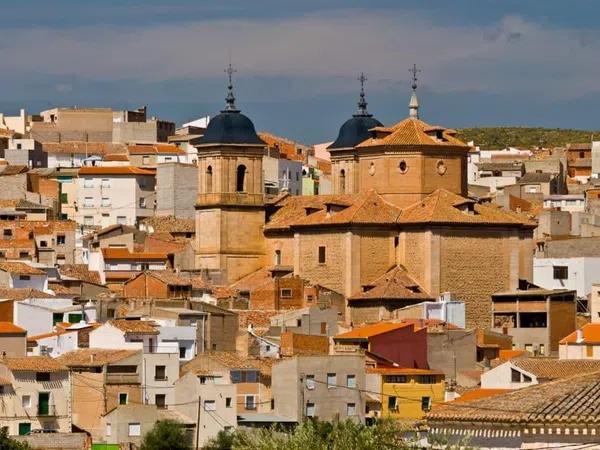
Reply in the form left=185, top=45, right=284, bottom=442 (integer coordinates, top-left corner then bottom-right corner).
left=427, top=370, right=600, bottom=424
left=140, top=216, right=195, bottom=233
left=560, top=323, right=600, bottom=344
left=357, top=117, right=469, bottom=149
left=181, top=351, right=272, bottom=376
left=2, top=356, right=66, bottom=372
left=397, top=189, right=536, bottom=227
left=103, top=153, right=130, bottom=162
left=43, top=142, right=127, bottom=155
left=127, top=143, right=185, bottom=155
left=79, top=166, right=156, bottom=176
left=0, top=262, right=45, bottom=275
left=335, top=322, right=413, bottom=339
left=101, top=248, right=168, bottom=261
left=109, top=319, right=159, bottom=335
left=512, top=357, right=600, bottom=380
left=57, top=348, right=140, bottom=367
left=0, top=288, right=54, bottom=300
left=348, top=266, right=433, bottom=302
left=58, top=264, right=102, bottom=285
left=0, top=322, right=26, bottom=334
left=452, top=388, right=511, bottom=403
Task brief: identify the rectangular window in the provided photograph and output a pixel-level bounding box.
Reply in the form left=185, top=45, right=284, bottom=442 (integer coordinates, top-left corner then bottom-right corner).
left=142, top=156, right=150, bottom=165
left=19, top=275, right=30, bottom=281
left=280, top=288, right=293, bottom=298
left=384, top=375, right=407, bottom=384
left=2, top=229, right=12, bottom=240
left=101, top=179, right=110, bottom=188
left=421, top=396, right=431, bottom=412
left=119, top=393, right=128, bottom=405
left=231, top=370, right=241, bottom=383
left=204, top=400, right=216, bottom=411
left=155, top=365, right=166, bottom=381
left=318, top=246, right=326, bottom=264
left=139, top=197, right=146, bottom=208
left=106, top=423, right=111, bottom=436
left=101, top=197, right=111, bottom=207
left=225, top=397, right=232, bottom=408
left=117, top=216, right=127, bottom=225
left=511, top=368, right=521, bottom=383
left=553, top=266, right=568, bottom=280
left=36, top=372, right=50, bottom=382
left=83, top=178, right=93, bottom=188
left=388, top=396, right=398, bottom=412
left=346, top=403, right=356, bottom=416
left=84, top=197, right=94, bottom=207
left=22, top=395, right=31, bottom=408
left=305, top=374, right=315, bottom=390
left=419, top=375, right=436, bottom=384
left=320, top=322, right=327, bottom=334
left=56, top=234, right=66, bottom=245
left=128, top=423, right=141, bottom=437
left=306, top=402, right=315, bottom=417
left=155, top=394, right=166, bottom=409
left=245, top=395, right=256, bottom=410
left=18, top=423, right=31, bottom=436
left=19, top=251, right=30, bottom=259
left=179, top=347, right=186, bottom=359
left=327, top=373, right=336, bottom=388
left=84, top=216, right=94, bottom=226
left=68, top=313, right=82, bottom=323
left=346, top=375, right=356, bottom=388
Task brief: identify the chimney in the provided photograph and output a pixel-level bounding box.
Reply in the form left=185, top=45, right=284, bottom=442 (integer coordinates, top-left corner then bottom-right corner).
left=576, top=328, right=584, bottom=343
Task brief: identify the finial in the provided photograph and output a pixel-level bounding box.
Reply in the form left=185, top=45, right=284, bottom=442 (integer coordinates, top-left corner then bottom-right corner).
left=408, top=64, right=421, bottom=119
left=354, top=72, right=373, bottom=117
left=223, top=63, right=239, bottom=112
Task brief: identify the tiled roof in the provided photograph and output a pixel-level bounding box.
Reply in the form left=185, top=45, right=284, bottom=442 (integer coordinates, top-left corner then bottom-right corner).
left=348, top=266, right=433, bottom=302
left=567, top=143, right=591, bottom=151
left=102, top=248, right=168, bottom=261
left=140, top=215, right=195, bottom=233
left=57, top=348, right=140, bottom=367
left=230, top=267, right=272, bottom=293
left=79, top=166, right=156, bottom=176
left=452, top=388, right=511, bottom=403
left=0, top=165, right=28, bottom=176
left=2, top=356, right=66, bottom=372
left=397, top=189, right=536, bottom=228
left=42, top=142, right=127, bottom=155
left=258, top=132, right=307, bottom=162
left=59, top=264, right=102, bottom=284
left=518, top=172, right=555, bottom=184
left=498, top=349, right=528, bottom=361
left=128, top=270, right=192, bottom=287
left=357, top=117, right=469, bottom=149
left=181, top=351, right=268, bottom=375
left=0, top=322, right=26, bottom=334
left=427, top=370, right=600, bottom=424
left=560, top=323, right=600, bottom=344
left=103, top=153, right=130, bottom=162
left=335, top=322, right=412, bottom=340
left=128, top=143, right=185, bottom=155
left=109, top=319, right=159, bottom=335
left=235, top=309, right=282, bottom=329
left=265, top=191, right=400, bottom=231
left=0, top=288, right=54, bottom=300
left=0, top=262, right=45, bottom=275
left=511, top=357, right=600, bottom=380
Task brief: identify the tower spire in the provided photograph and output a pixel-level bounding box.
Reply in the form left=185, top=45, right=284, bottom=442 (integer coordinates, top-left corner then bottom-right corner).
left=409, top=64, right=421, bottom=119
left=354, top=73, right=373, bottom=117
left=223, top=63, right=239, bottom=112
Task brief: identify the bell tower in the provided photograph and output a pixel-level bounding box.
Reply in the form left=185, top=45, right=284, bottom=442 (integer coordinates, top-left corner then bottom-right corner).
left=195, top=65, right=267, bottom=283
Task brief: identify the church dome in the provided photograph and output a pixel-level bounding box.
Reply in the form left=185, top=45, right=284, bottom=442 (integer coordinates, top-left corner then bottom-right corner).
left=328, top=115, right=383, bottom=150
left=328, top=73, right=382, bottom=150
left=199, top=65, right=265, bottom=146
left=200, top=110, right=264, bottom=145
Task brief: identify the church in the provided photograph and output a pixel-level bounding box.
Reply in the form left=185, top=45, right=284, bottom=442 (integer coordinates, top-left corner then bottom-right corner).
left=193, top=68, right=536, bottom=328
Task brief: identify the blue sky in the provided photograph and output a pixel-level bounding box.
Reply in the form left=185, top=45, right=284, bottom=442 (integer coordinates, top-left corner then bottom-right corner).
left=2, top=1, right=600, bottom=143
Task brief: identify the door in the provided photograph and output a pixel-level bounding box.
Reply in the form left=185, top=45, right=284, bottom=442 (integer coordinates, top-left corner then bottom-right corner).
left=18, top=423, right=31, bottom=435
left=38, top=392, right=50, bottom=415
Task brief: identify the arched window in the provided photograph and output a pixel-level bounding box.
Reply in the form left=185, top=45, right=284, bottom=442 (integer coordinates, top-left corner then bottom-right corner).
left=206, top=165, right=213, bottom=193
left=274, top=250, right=282, bottom=266
left=339, top=169, right=346, bottom=194
left=236, top=165, right=247, bottom=192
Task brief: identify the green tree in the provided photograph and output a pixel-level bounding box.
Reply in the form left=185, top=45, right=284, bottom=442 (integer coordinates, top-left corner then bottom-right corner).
left=0, top=428, right=31, bottom=450
left=202, top=429, right=235, bottom=450
left=140, top=420, right=191, bottom=450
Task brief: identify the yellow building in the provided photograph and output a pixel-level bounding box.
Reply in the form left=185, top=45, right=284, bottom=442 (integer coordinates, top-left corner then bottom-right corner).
left=368, top=368, right=445, bottom=420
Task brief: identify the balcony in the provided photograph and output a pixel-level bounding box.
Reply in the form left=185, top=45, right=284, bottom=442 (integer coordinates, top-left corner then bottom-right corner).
left=37, top=404, right=57, bottom=417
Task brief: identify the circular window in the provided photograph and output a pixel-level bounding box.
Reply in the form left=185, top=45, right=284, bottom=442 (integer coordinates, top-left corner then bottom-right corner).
left=369, top=162, right=375, bottom=176
left=398, top=160, right=408, bottom=174
left=436, top=160, right=447, bottom=175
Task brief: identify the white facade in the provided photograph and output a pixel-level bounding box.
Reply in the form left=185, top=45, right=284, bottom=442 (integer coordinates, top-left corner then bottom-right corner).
left=5, top=272, right=48, bottom=292
left=480, top=361, right=539, bottom=390
left=533, top=256, right=600, bottom=297
left=76, top=173, right=155, bottom=230
left=29, top=331, right=78, bottom=357
left=48, top=153, right=91, bottom=169
left=0, top=109, right=28, bottom=134
left=14, top=298, right=94, bottom=336
left=157, top=326, right=197, bottom=361
left=543, top=195, right=585, bottom=213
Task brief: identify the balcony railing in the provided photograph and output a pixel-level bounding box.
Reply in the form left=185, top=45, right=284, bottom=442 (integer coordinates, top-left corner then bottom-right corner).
left=106, top=373, right=141, bottom=385
left=37, top=404, right=57, bottom=417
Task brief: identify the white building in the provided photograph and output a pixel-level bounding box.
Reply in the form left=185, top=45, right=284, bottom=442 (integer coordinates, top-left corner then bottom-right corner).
left=89, top=320, right=179, bottom=408
left=533, top=256, right=600, bottom=298
left=559, top=323, right=600, bottom=359
left=0, top=262, right=49, bottom=292
left=76, top=165, right=156, bottom=230
left=543, top=194, right=585, bottom=213
left=14, top=297, right=95, bottom=336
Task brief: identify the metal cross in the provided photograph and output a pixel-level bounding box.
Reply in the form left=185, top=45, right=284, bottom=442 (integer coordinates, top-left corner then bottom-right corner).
left=225, top=63, right=237, bottom=89
left=358, top=73, right=367, bottom=94
left=409, top=64, right=421, bottom=90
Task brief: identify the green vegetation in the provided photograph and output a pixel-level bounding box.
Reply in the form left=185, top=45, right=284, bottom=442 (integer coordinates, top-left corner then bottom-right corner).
left=456, top=127, right=600, bottom=150
left=0, top=428, right=31, bottom=450
left=140, top=420, right=191, bottom=450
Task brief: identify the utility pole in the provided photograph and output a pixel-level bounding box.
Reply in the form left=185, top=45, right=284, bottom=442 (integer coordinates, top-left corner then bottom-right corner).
left=299, top=373, right=305, bottom=423
left=195, top=395, right=202, bottom=450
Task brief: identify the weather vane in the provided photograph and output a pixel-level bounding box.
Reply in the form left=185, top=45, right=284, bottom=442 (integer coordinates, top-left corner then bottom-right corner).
left=409, top=64, right=421, bottom=90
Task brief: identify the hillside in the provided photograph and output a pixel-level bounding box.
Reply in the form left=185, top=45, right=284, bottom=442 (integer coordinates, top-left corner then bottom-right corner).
left=455, top=127, right=600, bottom=150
